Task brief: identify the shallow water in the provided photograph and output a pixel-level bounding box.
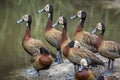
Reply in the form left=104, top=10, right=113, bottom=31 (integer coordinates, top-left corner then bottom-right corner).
left=0, top=0, right=120, bottom=80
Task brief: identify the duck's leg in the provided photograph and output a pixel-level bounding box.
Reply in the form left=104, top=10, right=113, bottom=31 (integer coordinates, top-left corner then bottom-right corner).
left=102, top=59, right=113, bottom=76
left=58, top=50, right=63, bottom=63
left=67, top=64, right=76, bottom=80
left=111, top=59, right=115, bottom=72
left=52, top=50, right=63, bottom=65
left=107, top=58, right=111, bottom=70
left=37, top=70, right=40, bottom=76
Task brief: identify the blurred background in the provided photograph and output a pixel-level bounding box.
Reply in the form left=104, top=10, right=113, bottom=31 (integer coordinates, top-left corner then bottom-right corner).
left=0, top=0, right=120, bottom=79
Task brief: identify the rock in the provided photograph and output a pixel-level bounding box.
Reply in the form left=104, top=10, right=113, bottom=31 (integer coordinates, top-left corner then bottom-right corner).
left=6, top=60, right=74, bottom=80
left=5, top=54, right=120, bottom=80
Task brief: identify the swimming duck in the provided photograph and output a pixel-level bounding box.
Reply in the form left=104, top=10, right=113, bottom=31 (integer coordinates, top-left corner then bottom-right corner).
left=70, top=10, right=98, bottom=53
left=37, top=4, right=62, bottom=63
left=91, top=22, right=120, bottom=73
left=30, top=47, right=54, bottom=76
left=16, top=14, right=57, bottom=59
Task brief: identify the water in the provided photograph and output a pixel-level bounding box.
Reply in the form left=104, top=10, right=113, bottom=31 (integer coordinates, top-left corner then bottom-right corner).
left=0, top=0, right=120, bottom=79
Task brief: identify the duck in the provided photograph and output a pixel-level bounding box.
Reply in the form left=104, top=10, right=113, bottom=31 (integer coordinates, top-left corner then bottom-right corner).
left=30, top=47, right=54, bottom=76
left=64, top=40, right=104, bottom=72
left=16, top=14, right=57, bottom=60
left=75, top=68, right=109, bottom=80
left=53, top=16, right=104, bottom=73
left=70, top=10, right=98, bottom=53
left=37, top=4, right=62, bottom=63
left=53, top=16, right=71, bottom=52
left=91, top=22, right=120, bottom=73
left=74, top=68, right=97, bottom=80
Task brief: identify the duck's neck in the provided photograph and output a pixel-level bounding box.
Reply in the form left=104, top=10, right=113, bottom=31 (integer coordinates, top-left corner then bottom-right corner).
left=46, top=12, right=53, bottom=31
left=61, top=23, right=68, bottom=44
left=74, top=19, right=85, bottom=35
left=24, top=23, right=31, bottom=40
left=62, top=46, right=69, bottom=57
left=96, top=33, right=104, bottom=48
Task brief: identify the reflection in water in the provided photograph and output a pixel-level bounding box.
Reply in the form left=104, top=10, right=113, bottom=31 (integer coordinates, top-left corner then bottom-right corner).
left=0, top=0, right=120, bottom=79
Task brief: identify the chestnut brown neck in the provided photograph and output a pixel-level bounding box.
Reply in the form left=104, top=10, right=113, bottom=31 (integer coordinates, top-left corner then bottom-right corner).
left=23, top=23, right=31, bottom=40
left=61, top=23, right=68, bottom=44
left=74, top=19, right=85, bottom=36
left=62, top=46, right=69, bottom=57
left=46, top=12, right=53, bottom=31
left=96, top=33, right=104, bottom=48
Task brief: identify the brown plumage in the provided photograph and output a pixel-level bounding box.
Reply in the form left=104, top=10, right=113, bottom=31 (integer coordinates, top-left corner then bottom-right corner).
left=63, top=40, right=104, bottom=68
left=53, top=16, right=71, bottom=52
left=38, top=4, right=62, bottom=63
left=16, top=14, right=56, bottom=59
left=74, top=68, right=96, bottom=80
left=70, top=10, right=98, bottom=53
left=30, top=47, right=54, bottom=76
left=91, top=22, right=120, bottom=71
left=53, top=17, right=104, bottom=73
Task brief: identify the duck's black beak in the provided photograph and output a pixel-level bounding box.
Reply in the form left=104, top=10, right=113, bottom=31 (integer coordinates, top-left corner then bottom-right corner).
left=37, top=8, right=45, bottom=13
left=70, top=15, right=77, bottom=20
left=91, top=28, right=98, bottom=34
left=52, top=21, right=59, bottom=27
left=16, top=18, right=24, bottom=24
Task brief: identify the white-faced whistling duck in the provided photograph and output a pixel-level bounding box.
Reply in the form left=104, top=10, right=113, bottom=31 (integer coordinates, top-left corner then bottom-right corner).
left=91, top=22, right=120, bottom=74
left=64, top=40, right=104, bottom=73
left=52, top=16, right=71, bottom=52
left=30, top=47, right=54, bottom=76
left=37, top=4, right=62, bottom=63
left=53, top=17, right=104, bottom=79
left=16, top=14, right=57, bottom=59
left=74, top=68, right=97, bottom=80
left=70, top=10, right=98, bottom=53
left=75, top=68, right=109, bottom=80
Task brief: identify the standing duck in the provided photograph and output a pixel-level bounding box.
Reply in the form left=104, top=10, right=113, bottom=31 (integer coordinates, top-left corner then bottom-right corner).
left=53, top=16, right=104, bottom=74
left=91, top=22, right=120, bottom=73
left=70, top=10, right=98, bottom=53
left=52, top=16, right=71, bottom=52
left=30, top=47, right=54, bottom=76
left=16, top=14, right=57, bottom=59
left=37, top=4, right=62, bottom=63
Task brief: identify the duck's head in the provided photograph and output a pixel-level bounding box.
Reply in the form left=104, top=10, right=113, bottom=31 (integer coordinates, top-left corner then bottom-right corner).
left=91, top=22, right=106, bottom=34
left=38, top=4, right=53, bottom=13
left=70, top=10, right=86, bottom=20
left=78, top=58, right=88, bottom=71
left=16, top=14, right=32, bottom=24
left=52, top=16, right=67, bottom=27
left=67, top=40, right=80, bottom=48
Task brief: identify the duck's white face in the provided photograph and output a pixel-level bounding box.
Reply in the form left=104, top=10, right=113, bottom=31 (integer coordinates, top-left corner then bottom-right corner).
left=77, top=10, right=82, bottom=18
left=80, top=58, right=88, bottom=67
left=22, top=14, right=29, bottom=22
left=96, top=23, right=102, bottom=31
left=58, top=17, right=64, bottom=25
left=74, top=40, right=80, bottom=48
left=45, top=4, right=50, bottom=12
